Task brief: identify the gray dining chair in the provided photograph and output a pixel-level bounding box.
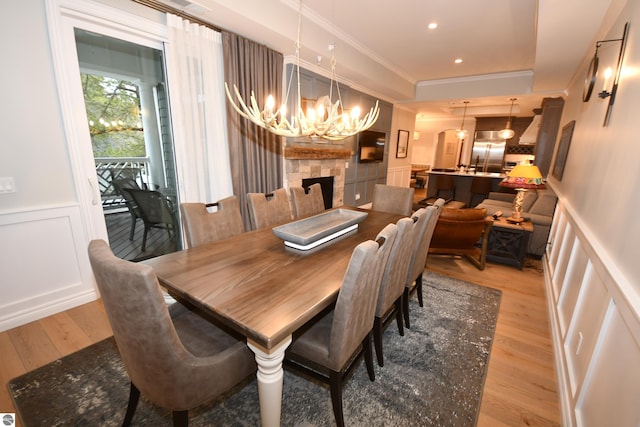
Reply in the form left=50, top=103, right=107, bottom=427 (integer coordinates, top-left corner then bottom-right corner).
left=403, top=198, right=445, bottom=328
left=290, top=183, right=325, bottom=218
left=246, top=188, right=293, bottom=230
left=373, top=216, right=417, bottom=367
left=371, top=183, right=415, bottom=216
left=87, top=239, right=256, bottom=427
left=180, top=196, right=245, bottom=248
left=284, top=223, right=397, bottom=427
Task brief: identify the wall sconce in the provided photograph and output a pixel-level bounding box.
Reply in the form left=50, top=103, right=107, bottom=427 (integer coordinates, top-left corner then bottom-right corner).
left=582, top=22, right=629, bottom=126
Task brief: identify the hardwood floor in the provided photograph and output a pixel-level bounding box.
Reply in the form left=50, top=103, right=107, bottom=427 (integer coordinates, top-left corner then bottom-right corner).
left=428, top=255, right=560, bottom=426
left=0, top=196, right=561, bottom=426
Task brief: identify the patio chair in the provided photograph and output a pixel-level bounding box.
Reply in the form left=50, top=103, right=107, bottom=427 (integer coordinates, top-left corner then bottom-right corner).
left=127, top=188, right=178, bottom=252
left=112, top=178, right=143, bottom=240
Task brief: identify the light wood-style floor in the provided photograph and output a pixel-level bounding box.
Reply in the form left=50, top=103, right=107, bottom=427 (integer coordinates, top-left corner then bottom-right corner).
left=0, top=193, right=561, bottom=426
left=0, top=258, right=560, bottom=426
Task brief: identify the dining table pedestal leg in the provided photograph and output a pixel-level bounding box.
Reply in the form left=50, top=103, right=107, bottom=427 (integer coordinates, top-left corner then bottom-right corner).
left=248, top=336, right=292, bottom=427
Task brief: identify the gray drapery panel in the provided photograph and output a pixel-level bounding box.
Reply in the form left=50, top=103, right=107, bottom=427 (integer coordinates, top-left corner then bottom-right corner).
left=222, top=31, right=284, bottom=230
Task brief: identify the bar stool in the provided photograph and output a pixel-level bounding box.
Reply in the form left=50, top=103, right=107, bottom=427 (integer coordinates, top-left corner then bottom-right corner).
left=434, top=175, right=455, bottom=201
left=469, top=177, right=493, bottom=207
left=418, top=174, right=455, bottom=206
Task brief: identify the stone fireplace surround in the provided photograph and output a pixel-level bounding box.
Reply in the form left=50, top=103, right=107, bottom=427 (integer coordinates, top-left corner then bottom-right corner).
left=282, top=144, right=351, bottom=209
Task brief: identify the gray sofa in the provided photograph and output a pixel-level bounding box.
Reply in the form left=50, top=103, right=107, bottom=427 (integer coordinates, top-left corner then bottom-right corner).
left=476, top=188, right=557, bottom=257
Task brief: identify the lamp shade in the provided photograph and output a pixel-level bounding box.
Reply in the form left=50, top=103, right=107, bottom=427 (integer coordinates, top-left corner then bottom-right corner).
left=499, top=164, right=546, bottom=189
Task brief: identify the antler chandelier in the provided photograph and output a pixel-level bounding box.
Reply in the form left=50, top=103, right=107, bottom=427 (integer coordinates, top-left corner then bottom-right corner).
left=225, top=1, right=379, bottom=141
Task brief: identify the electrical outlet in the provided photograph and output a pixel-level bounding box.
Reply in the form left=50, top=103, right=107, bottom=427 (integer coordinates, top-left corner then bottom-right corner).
left=0, top=177, right=16, bottom=193
left=355, top=193, right=360, bottom=200
left=345, top=161, right=349, bottom=168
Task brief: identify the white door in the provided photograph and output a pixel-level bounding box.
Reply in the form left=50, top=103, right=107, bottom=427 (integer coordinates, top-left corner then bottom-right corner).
left=46, top=0, right=178, bottom=259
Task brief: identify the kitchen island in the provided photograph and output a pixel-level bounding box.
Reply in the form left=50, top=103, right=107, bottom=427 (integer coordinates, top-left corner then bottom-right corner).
left=425, top=170, right=508, bottom=207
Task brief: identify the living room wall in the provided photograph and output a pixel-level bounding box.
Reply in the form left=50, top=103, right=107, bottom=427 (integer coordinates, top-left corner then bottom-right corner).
left=547, top=0, right=640, bottom=292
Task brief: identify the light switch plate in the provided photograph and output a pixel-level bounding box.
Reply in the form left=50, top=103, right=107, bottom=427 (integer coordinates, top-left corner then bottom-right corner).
left=0, top=177, right=16, bottom=193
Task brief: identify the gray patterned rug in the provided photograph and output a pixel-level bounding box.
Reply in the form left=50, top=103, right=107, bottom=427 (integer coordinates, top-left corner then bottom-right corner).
left=8, top=271, right=501, bottom=426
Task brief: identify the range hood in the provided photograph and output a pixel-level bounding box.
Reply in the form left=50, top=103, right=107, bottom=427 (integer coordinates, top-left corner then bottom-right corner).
left=519, top=114, right=541, bottom=145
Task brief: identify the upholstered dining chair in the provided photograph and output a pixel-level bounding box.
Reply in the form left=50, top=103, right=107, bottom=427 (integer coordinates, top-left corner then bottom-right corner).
left=87, top=240, right=256, bottom=427
left=371, top=183, right=415, bottom=216
left=127, top=188, right=178, bottom=252
left=403, top=198, right=445, bottom=328
left=180, top=196, right=244, bottom=248
left=373, top=216, right=416, bottom=367
left=290, top=183, right=325, bottom=218
left=246, top=188, right=293, bottom=230
left=285, top=223, right=397, bottom=427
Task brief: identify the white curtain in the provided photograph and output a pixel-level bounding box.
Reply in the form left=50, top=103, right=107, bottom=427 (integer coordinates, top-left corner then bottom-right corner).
left=164, top=14, right=233, bottom=203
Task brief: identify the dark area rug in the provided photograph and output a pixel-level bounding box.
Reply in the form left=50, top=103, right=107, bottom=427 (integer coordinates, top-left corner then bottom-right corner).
left=8, top=272, right=501, bottom=426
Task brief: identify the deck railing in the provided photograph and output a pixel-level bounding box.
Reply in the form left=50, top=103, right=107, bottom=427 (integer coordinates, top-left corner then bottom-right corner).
left=95, top=157, right=150, bottom=210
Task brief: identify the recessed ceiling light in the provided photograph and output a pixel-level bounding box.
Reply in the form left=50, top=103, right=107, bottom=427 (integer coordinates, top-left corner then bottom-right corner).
left=454, top=58, right=463, bottom=64
left=427, top=22, right=438, bottom=30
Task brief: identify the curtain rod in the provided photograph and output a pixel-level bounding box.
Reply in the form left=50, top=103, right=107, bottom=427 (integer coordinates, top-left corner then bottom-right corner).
left=131, top=0, right=223, bottom=32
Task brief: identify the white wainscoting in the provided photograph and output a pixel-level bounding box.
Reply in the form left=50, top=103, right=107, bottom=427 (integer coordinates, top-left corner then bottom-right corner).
left=386, top=165, right=412, bottom=188
left=0, top=204, right=98, bottom=332
left=544, top=200, right=640, bottom=426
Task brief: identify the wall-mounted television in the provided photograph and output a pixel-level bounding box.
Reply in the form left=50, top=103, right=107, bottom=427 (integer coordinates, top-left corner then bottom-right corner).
left=357, top=130, right=386, bottom=163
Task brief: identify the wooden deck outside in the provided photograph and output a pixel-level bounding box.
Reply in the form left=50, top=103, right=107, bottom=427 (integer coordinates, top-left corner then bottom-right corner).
left=105, top=210, right=179, bottom=261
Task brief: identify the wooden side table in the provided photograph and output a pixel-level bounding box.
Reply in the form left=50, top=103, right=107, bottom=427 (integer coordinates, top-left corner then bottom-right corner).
left=485, top=217, right=534, bottom=269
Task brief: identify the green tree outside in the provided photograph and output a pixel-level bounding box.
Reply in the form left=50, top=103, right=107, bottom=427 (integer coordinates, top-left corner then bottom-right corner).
left=82, top=73, right=146, bottom=157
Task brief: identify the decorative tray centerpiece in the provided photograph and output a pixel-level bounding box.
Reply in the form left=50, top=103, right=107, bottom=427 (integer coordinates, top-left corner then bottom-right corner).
left=272, top=209, right=368, bottom=250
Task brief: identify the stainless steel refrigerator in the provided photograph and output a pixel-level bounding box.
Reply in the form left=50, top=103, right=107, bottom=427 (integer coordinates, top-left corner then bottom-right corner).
left=470, top=131, right=506, bottom=173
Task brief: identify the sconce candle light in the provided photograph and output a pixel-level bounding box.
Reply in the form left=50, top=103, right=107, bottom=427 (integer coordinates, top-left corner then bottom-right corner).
left=583, top=22, right=629, bottom=126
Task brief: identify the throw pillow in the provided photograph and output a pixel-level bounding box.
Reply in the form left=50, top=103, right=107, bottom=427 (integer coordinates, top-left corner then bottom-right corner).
left=529, top=192, right=558, bottom=216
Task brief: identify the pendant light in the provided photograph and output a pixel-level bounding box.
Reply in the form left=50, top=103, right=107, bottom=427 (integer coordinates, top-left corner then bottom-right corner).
left=456, top=101, right=469, bottom=140
left=498, top=98, right=517, bottom=139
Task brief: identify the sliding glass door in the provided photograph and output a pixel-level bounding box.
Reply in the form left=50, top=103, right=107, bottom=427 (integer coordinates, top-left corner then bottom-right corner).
left=74, top=28, right=180, bottom=260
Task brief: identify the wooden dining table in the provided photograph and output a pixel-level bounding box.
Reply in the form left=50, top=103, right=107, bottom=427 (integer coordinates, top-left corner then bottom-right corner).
left=142, top=207, right=402, bottom=427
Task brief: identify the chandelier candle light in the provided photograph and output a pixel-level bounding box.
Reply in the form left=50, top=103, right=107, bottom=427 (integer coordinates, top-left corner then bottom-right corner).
left=225, top=2, right=379, bottom=141
left=498, top=162, right=546, bottom=223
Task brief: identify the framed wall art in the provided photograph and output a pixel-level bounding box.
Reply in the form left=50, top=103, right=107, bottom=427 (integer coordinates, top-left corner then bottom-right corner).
left=552, top=120, right=576, bottom=180
left=396, top=130, right=409, bottom=158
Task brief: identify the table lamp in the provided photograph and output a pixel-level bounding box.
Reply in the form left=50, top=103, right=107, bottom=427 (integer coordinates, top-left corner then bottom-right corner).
left=499, top=163, right=546, bottom=223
